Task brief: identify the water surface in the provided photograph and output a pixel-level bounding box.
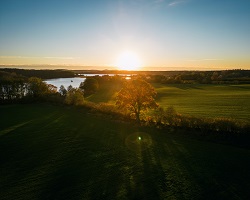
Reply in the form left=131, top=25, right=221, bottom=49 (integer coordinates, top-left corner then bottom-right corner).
left=44, top=77, right=86, bottom=90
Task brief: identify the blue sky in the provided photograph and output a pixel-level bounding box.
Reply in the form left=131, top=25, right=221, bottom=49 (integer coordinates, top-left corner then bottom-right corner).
left=0, top=0, right=250, bottom=70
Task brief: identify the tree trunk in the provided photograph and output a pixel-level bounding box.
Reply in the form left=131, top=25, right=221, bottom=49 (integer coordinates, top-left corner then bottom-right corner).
left=135, top=111, right=140, bottom=125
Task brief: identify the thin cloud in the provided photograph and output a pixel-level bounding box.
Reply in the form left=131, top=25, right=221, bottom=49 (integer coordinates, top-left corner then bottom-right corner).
left=0, top=56, right=76, bottom=60
left=188, top=58, right=224, bottom=62
left=44, top=57, right=75, bottom=60
left=168, top=0, right=186, bottom=7
left=0, top=56, right=33, bottom=59
left=152, top=0, right=190, bottom=9
left=203, top=58, right=224, bottom=61
left=154, top=0, right=165, bottom=3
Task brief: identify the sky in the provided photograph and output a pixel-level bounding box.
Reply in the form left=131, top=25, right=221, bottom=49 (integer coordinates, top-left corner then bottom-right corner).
left=0, top=0, right=250, bottom=70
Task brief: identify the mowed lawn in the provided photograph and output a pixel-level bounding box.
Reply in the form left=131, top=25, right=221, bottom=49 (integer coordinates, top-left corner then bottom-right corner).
left=0, top=104, right=250, bottom=200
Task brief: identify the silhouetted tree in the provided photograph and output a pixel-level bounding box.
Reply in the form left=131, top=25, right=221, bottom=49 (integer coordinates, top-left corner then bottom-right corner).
left=0, top=71, right=27, bottom=102
left=59, top=85, right=67, bottom=96
left=80, top=78, right=99, bottom=96
left=116, top=78, right=158, bottom=123
left=0, top=68, right=74, bottom=79
left=67, top=85, right=73, bottom=92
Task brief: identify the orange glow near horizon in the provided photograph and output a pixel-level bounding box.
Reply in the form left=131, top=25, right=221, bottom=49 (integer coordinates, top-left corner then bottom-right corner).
left=0, top=55, right=249, bottom=71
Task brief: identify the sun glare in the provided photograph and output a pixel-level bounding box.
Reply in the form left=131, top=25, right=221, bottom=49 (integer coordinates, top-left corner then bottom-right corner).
left=116, top=51, right=141, bottom=70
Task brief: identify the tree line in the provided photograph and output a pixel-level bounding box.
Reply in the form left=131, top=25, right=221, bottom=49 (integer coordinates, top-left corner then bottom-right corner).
left=141, top=70, right=250, bottom=84
left=0, top=70, right=100, bottom=104
left=0, top=71, right=58, bottom=103
left=74, top=69, right=250, bottom=84
left=0, top=68, right=75, bottom=79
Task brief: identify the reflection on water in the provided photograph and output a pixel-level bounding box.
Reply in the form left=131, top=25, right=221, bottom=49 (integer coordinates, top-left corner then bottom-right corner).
left=78, top=74, right=136, bottom=77
left=44, top=74, right=133, bottom=90
left=125, top=132, right=152, bottom=153
left=44, top=77, right=86, bottom=90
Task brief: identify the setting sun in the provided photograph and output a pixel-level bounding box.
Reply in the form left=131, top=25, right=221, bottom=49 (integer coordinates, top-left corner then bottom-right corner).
left=116, top=51, right=142, bottom=70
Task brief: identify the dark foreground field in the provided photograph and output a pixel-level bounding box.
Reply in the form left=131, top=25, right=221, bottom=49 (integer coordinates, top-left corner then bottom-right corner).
left=1, top=104, right=250, bottom=200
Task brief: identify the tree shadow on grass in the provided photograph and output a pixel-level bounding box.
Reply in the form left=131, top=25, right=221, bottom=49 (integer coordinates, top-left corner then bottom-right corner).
left=4, top=109, right=249, bottom=200
left=131, top=133, right=202, bottom=200
left=37, top=129, right=204, bottom=200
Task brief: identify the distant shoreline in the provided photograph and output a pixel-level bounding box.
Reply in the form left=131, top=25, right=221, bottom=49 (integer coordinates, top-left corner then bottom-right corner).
left=1, top=64, right=249, bottom=71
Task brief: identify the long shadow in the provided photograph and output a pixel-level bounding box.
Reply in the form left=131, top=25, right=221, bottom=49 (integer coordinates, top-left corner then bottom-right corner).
left=37, top=116, right=128, bottom=199
left=2, top=105, right=249, bottom=199
left=119, top=128, right=207, bottom=199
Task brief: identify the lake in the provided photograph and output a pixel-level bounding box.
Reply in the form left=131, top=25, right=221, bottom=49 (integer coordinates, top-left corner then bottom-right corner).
left=44, top=74, right=133, bottom=90
left=44, top=77, right=86, bottom=90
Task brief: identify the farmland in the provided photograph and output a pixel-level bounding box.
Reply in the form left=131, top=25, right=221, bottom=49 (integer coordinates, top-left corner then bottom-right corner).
left=1, top=104, right=250, bottom=199
left=154, top=84, right=250, bottom=122
left=87, top=83, right=250, bottom=122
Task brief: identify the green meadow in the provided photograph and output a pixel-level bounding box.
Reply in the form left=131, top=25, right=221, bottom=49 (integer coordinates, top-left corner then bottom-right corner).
left=154, top=84, right=250, bottom=122
left=1, top=104, right=250, bottom=199
left=87, top=83, right=250, bottom=122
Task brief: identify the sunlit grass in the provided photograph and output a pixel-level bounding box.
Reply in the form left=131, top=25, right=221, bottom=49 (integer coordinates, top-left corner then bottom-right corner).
left=86, top=82, right=122, bottom=103
left=86, top=82, right=250, bottom=122
left=154, top=84, right=250, bottom=122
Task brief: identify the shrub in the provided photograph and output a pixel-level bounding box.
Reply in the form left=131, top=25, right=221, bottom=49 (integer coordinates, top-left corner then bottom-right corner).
left=65, top=88, right=84, bottom=106
left=150, top=106, right=249, bottom=136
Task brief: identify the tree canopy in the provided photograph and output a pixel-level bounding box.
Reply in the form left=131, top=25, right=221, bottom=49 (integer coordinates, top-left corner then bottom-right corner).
left=80, top=77, right=99, bottom=96
left=26, top=77, right=52, bottom=98
left=116, top=78, right=158, bottom=123
left=65, top=87, right=84, bottom=106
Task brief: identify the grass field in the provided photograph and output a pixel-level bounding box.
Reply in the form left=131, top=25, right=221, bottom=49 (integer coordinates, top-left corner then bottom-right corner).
left=1, top=104, right=250, bottom=199
left=87, top=82, right=250, bottom=122
left=154, top=84, right=250, bottom=122
left=86, top=82, right=122, bottom=103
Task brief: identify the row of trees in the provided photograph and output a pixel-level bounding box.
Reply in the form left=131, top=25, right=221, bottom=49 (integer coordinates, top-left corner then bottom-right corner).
left=145, top=70, right=250, bottom=84
left=0, top=74, right=58, bottom=102
left=0, top=68, right=75, bottom=79
left=0, top=70, right=100, bottom=105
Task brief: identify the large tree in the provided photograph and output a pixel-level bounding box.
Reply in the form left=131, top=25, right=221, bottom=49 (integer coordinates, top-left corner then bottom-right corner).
left=116, top=78, right=158, bottom=123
